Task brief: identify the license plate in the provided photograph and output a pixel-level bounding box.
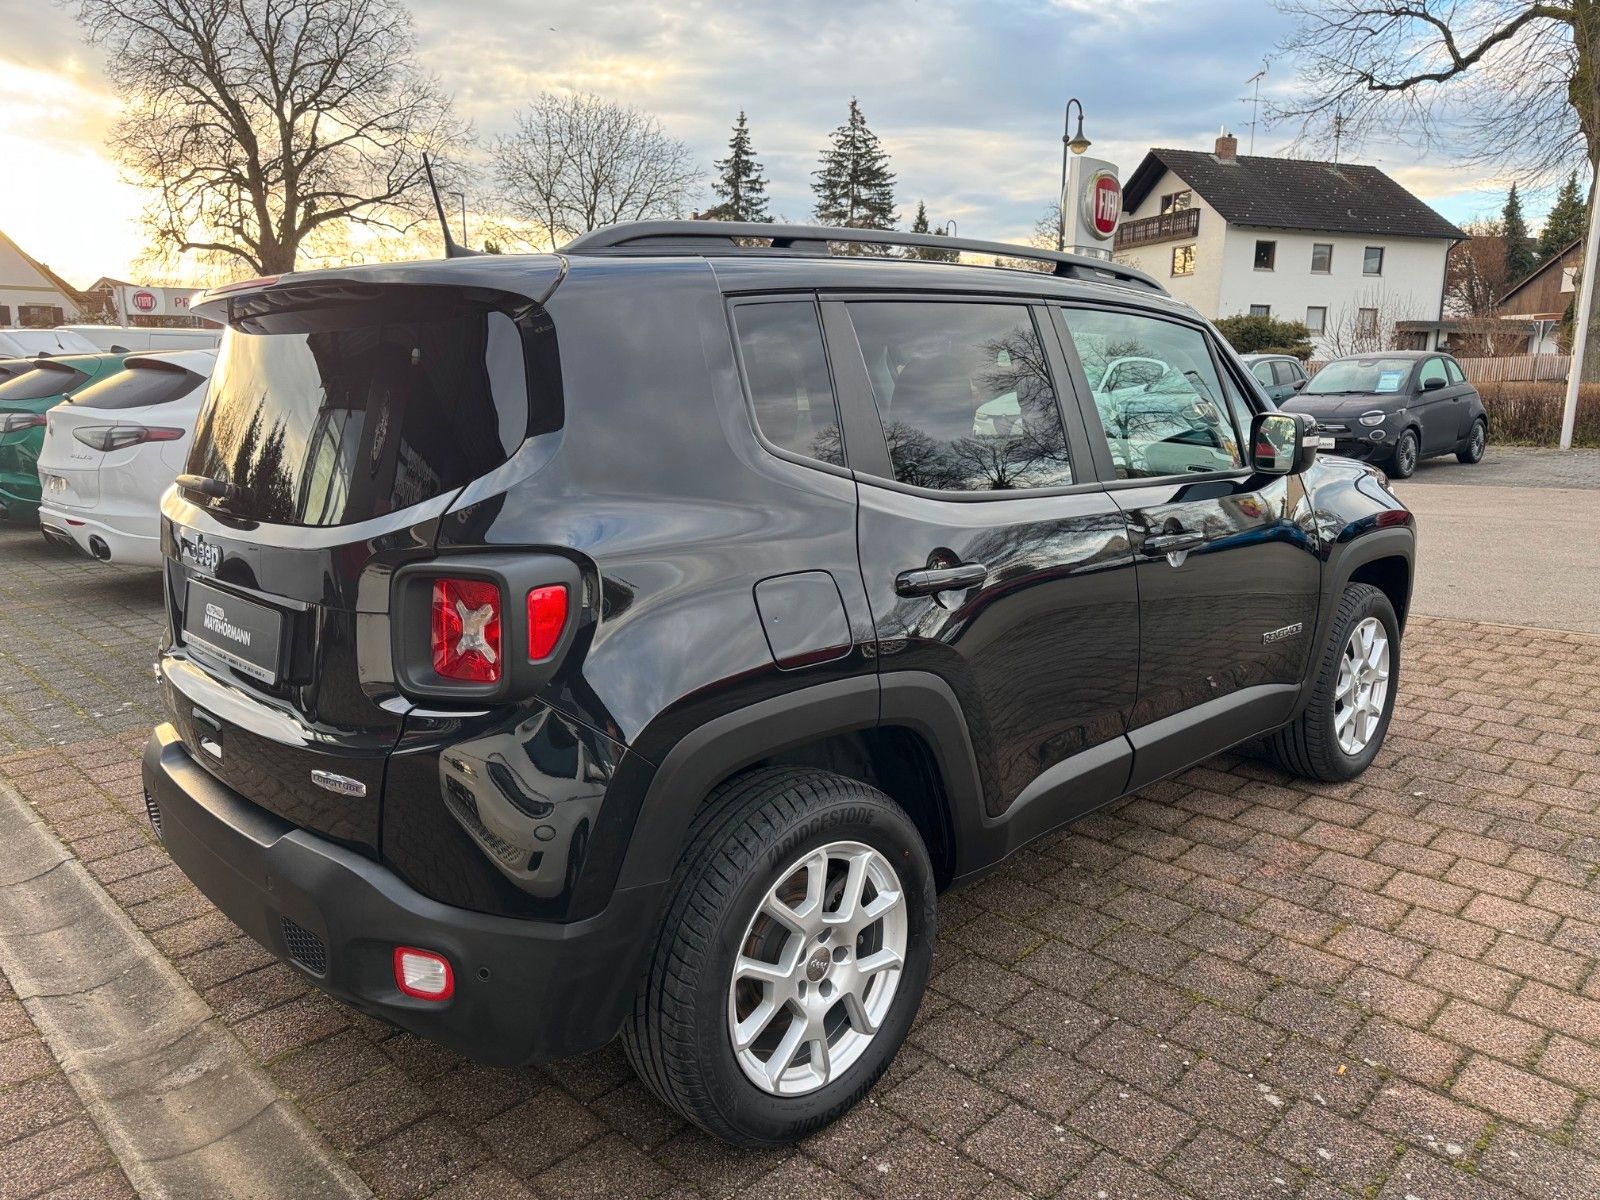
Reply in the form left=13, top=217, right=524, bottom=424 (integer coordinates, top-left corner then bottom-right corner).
left=183, top=579, right=285, bottom=684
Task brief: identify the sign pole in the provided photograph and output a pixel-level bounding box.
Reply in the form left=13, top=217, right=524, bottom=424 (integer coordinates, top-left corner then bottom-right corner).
left=1560, top=152, right=1600, bottom=450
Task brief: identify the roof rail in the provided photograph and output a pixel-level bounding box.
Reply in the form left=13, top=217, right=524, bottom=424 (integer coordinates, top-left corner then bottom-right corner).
left=559, top=221, right=1165, bottom=294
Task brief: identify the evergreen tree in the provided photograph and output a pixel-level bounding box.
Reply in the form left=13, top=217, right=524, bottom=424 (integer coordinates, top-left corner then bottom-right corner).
left=703, top=111, right=770, bottom=222
left=1537, top=169, right=1587, bottom=262
left=1503, top=183, right=1536, bottom=282
left=910, top=200, right=930, bottom=234
left=812, top=99, right=897, bottom=232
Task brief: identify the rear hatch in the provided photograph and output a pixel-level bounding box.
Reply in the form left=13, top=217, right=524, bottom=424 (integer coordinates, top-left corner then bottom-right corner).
left=161, top=277, right=559, bottom=853
left=0, top=359, right=97, bottom=505
left=39, top=354, right=211, bottom=511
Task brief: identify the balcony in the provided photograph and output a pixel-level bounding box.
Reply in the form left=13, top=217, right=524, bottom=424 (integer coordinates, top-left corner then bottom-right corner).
left=1114, top=207, right=1200, bottom=250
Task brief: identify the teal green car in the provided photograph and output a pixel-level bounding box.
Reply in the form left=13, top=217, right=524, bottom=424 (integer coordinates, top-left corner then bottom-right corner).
left=0, top=353, right=129, bottom=521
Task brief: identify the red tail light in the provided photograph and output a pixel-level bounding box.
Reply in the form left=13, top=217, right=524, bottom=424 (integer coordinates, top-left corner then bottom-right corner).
left=72, top=425, right=186, bottom=452
left=393, top=947, right=454, bottom=1000
left=1, top=413, right=45, bottom=433
left=527, top=584, right=569, bottom=660
left=431, top=578, right=502, bottom=683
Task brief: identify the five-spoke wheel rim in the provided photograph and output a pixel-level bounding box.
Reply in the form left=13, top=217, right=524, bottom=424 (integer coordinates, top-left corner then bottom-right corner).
left=1335, top=616, right=1391, bottom=755
left=727, top=840, right=907, bottom=1097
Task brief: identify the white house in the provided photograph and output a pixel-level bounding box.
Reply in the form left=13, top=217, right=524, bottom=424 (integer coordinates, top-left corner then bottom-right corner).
left=1112, top=135, right=1463, bottom=358
left=0, top=229, right=82, bottom=328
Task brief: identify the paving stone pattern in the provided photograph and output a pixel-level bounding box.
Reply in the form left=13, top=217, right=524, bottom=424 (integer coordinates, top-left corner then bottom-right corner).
left=1, top=523, right=1599, bottom=1198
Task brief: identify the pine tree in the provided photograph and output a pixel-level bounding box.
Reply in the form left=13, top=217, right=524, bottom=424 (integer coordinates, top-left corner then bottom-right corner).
left=812, top=99, right=897, bottom=232
left=1503, top=183, right=1536, bottom=282
left=1536, top=169, right=1587, bottom=262
left=911, top=200, right=930, bottom=234
left=703, top=111, right=770, bottom=223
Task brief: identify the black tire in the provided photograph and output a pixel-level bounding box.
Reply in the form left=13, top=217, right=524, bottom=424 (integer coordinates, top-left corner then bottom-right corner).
left=1388, top=428, right=1419, bottom=478
left=622, top=767, right=936, bottom=1146
left=1456, top=418, right=1487, bottom=464
left=1266, top=582, right=1399, bottom=782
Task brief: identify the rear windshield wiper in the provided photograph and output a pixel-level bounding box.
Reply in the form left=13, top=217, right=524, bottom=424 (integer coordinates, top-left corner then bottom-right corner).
left=176, top=474, right=242, bottom=506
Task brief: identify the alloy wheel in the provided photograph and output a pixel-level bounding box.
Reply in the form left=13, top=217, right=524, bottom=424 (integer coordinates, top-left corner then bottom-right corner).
left=727, top=840, right=908, bottom=1097
left=1468, top=422, right=1485, bottom=460
left=1335, top=616, right=1391, bottom=755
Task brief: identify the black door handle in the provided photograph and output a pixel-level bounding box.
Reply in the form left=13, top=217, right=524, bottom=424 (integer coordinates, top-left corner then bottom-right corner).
left=895, top=562, right=988, bottom=597
left=1141, top=530, right=1205, bottom=556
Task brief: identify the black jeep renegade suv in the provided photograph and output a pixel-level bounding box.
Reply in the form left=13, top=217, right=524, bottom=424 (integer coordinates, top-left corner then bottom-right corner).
left=143, top=222, right=1414, bottom=1146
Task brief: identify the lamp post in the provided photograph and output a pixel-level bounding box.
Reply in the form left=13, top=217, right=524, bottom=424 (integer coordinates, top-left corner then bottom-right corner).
left=943, top=219, right=958, bottom=239
left=1057, top=99, right=1093, bottom=252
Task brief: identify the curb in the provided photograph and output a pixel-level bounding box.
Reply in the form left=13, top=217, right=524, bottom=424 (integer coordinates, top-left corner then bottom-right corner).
left=0, top=781, right=371, bottom=1200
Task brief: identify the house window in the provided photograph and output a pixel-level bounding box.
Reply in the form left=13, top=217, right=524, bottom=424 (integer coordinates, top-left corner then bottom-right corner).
left=1357, top=307, right=1380, bottom=337
left=1171, top=244, right=1196, bottom=276
left=1254, top=240, right=1276, bottom=270
left=1363, top=246, right=1385, bottom=275
left=1305, top=306, right=1327, bottom=335
left=1311, top=243, right=1333, bottom=273
left=1249, top=305, right=1271, bottom=318
left=0, top=305, right=9, bottom=326
left=18, top=305, right=64, bottom=328
left=1160, top=190, right=1193, bottom=215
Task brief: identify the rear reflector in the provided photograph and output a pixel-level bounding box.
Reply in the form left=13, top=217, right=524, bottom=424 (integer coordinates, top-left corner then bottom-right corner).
left=393, top=947, right=454, bottom=1000
left=431, top=577, right=502, bottom=683
left=527, top=584, right=569, bottom=660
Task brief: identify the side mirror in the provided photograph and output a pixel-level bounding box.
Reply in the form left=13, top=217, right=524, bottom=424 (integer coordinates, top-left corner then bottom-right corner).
left=1251, top=410, right=1317, bottom=475
left=1421, top=376, right=1447, bottom=391
left=1292, top=377, right=1308, bottom=391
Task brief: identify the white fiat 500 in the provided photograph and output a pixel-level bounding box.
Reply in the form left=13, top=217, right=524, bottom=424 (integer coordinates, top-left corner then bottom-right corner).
left=37, top=349, right=215, bottom=567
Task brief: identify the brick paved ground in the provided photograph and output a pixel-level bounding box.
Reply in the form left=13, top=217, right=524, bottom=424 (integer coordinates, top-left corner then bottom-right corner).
left=1406, top=446, right=1600, bottom=489
left=1, top=522, right=1598, bottom=1199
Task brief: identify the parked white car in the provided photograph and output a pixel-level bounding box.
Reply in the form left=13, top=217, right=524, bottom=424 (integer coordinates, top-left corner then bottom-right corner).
left=59, top=325, right=221, bottom=353
left=36, top=350, right=215, bottom=567
left=0, top=328, right=101, bottom=357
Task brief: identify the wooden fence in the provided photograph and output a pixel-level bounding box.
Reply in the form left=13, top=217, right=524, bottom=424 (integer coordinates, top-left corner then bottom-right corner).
left=1452, top=354, right=1569, bottom=384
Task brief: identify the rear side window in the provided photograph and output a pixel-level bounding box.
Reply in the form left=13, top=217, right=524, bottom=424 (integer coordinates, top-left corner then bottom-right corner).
left=186, top=290, right=560, bottom=526
left=845, top=301, right=1073, bottom=492
left=68, top=362, right=205, bottom=410
left=1059, top=308, right=1244, bottom=479
left=731, top=301, right=844, bottom=467
left=1272, top=360, right=1302, bottom=387
left=0, top=364, right=90, bottom=402
left=1444, top=358, right=1466, bottom=385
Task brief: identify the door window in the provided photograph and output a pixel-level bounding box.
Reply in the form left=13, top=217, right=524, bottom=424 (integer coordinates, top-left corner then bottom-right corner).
left=844, top=301, right=1073, bottom=492
left=732, top=301, right=844, bottom=467
left=1418, top=357, right=1449, bottom=390
left=1272, top=360, right=1303, bottom=387
left=1059, top=308, right=1245, bottom=479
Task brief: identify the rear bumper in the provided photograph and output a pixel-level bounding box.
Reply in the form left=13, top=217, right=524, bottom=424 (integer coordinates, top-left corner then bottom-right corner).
left=142, top=724, right=665, bottom=1065
left=39, top=505, right=161, bottom=567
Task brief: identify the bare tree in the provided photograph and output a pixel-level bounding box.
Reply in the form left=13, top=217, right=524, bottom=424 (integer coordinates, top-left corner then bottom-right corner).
left=1320, top=288, right=1425, bottom=357
left=1444, top=219, right=1511, bottom=318
left=492, top=93, right=699, bottom=248
left=1270, top=0, right=1597, bottom=376
left=71, top=0, right=468, bottom=275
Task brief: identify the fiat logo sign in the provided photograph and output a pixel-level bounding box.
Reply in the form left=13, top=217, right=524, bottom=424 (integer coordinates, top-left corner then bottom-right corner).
left=1082, top=171, right=1122, bottom=241
left=132, top=290, right=157, bottom=312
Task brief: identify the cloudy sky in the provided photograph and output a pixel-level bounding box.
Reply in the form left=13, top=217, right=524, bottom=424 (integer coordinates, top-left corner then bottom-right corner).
left=0, top=0, right=1570, bottom=288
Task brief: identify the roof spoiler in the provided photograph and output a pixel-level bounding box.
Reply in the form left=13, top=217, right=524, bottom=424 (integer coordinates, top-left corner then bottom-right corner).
left=560, top=221, right=1164, bottom=293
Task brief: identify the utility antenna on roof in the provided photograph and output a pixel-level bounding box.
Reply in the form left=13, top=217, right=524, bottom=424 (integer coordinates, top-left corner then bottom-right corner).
left=1242, top=64, right=1267, bottom=154
left=1332, top=110, right=1347, bottom=164
left=422, top=153, right=478, bottom=258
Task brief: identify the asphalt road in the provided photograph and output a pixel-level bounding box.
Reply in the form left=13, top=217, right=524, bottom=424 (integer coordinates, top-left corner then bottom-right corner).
left=1391, top=447, right=1600, bottom=634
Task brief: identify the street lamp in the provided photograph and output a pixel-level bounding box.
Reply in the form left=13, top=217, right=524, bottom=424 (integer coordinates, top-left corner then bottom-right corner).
left=1058, top=98, right=1092, bottom=252
left=943, top=219, right=958, bottom=238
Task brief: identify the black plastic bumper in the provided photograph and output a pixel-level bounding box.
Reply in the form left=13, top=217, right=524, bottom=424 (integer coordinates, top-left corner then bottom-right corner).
left=142, top=724, right=665, bottom=1065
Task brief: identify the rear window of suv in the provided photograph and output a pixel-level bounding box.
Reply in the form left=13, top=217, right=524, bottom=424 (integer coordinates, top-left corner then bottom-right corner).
left=185, top=289, right=560, bottom=526
left=69, top=360, right=206, bottom=410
